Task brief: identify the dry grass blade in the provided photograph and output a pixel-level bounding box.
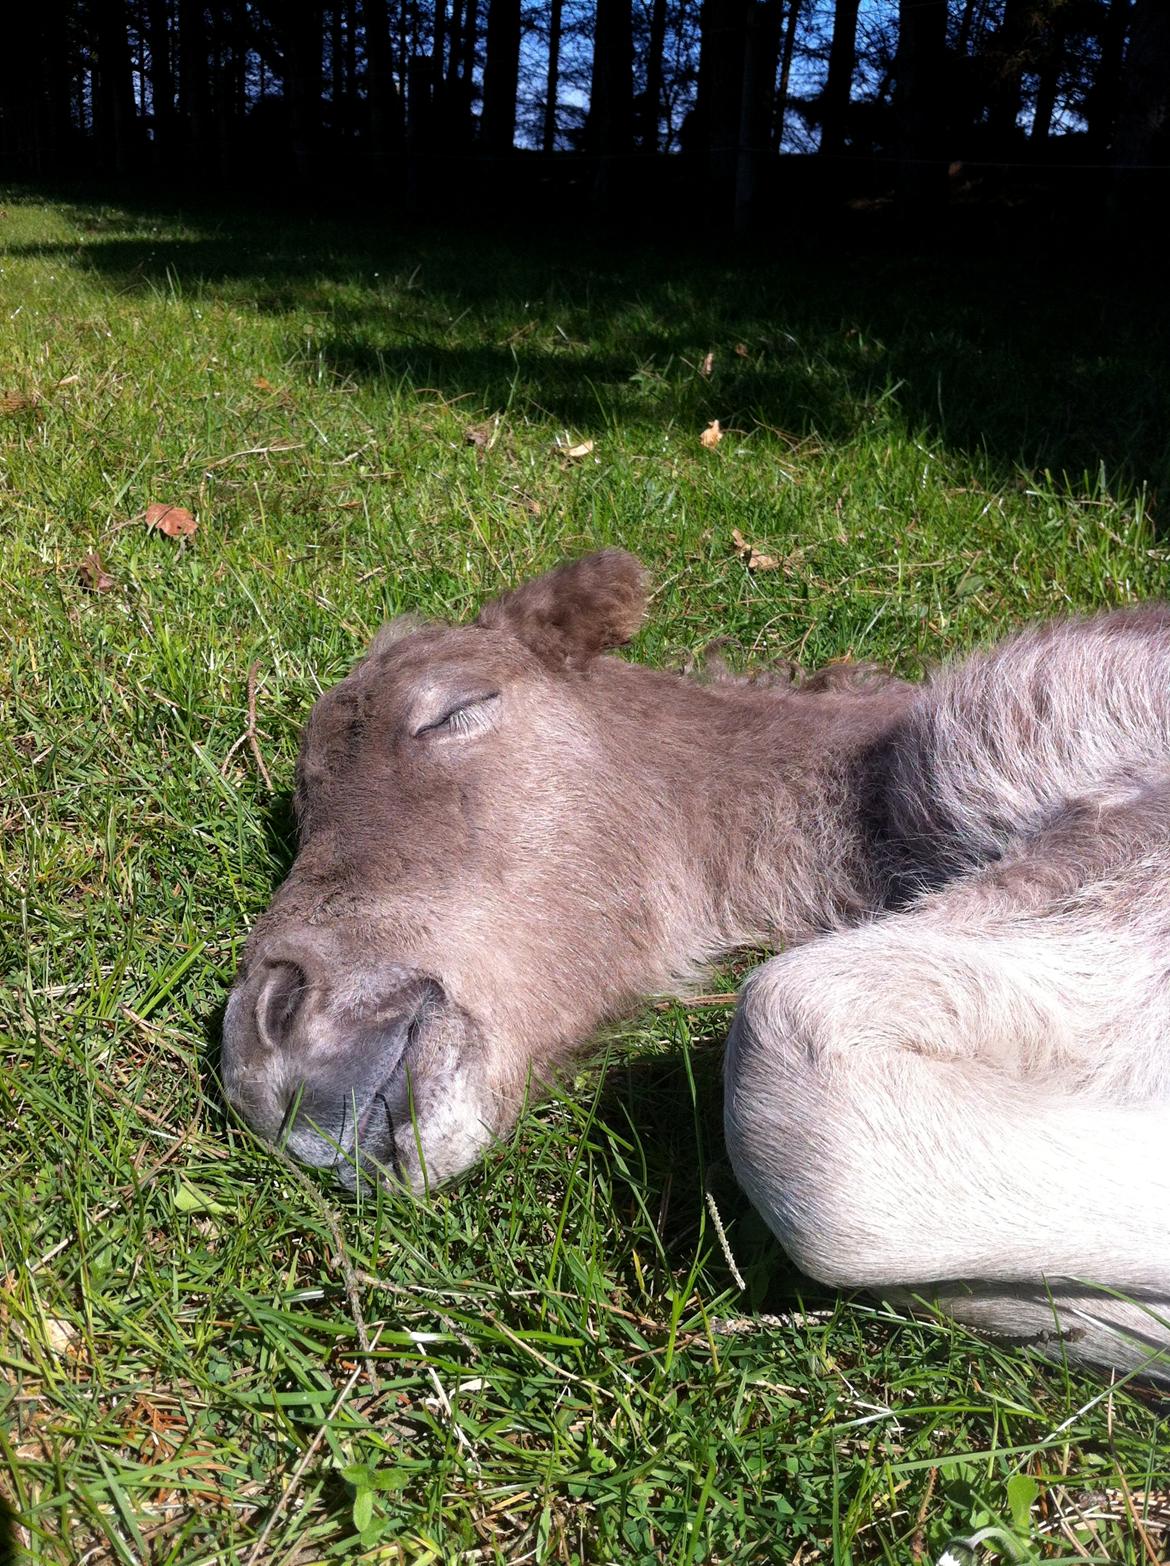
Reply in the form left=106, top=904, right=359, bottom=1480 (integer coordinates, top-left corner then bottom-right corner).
left=246, top=660, right=274, bottom=792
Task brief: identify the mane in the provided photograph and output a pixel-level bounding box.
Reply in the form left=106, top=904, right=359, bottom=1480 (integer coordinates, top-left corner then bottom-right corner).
left=683, top=641, right=904, bottom=696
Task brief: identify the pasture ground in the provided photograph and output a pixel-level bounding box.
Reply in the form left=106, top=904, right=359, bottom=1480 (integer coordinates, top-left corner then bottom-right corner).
left=1, top=190, right=1168, bottom=1564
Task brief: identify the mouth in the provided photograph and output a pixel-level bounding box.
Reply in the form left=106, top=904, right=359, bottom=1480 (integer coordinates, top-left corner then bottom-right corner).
left=276, top=1012, right=431, bottom=1189
left=223, top=968, right=497, bottom=1191
left=332, top=1071, right=409, bottom=1190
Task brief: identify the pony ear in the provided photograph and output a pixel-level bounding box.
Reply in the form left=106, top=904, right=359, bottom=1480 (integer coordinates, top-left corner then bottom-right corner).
left=476, top=550, right=649, bottom=671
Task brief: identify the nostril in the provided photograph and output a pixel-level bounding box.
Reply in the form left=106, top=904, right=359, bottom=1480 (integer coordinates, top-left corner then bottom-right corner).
left=257, top=961, right=309, bottom=1049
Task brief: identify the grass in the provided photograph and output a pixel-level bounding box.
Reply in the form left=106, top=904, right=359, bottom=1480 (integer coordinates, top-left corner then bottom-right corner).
left=1, top=187, right=1168, bottom=1565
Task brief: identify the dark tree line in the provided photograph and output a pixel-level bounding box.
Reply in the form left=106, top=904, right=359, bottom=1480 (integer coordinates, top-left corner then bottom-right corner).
left=0, top=1, right=1166, bottom=223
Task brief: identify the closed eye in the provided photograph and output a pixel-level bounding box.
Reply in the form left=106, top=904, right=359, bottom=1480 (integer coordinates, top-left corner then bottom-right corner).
left=413, top=692, right=500, bottom=739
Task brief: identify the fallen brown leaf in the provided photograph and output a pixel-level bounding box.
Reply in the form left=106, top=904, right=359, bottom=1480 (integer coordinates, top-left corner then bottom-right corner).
left=699, top=420, right=723, bottom=450
left=146, top=501, right=198, bottom=538
left=700, top=350, right=715, bottom=377
left=78, top=552, right=116, bottom=592
left=731, top=526, right=779, bottom=571
left=559, top=437, right=595, bottom=461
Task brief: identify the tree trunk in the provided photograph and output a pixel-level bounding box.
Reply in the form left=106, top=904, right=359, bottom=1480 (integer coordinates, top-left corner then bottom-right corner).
left=233, top=0, right=249, bottom=125
left=148, top=0, right=178, bottom=168
left=45, top=0, right=76, bottom=169
left=985, top=0, right=1029, bottom=146
left=1085, top=0, right=1131, bottom=152
left=820, top=0, right=860, bottom=156
left=543, top=0, right=563, bottom=152
left=448, top=0, right=464, bottom=82
left=455, top=0, right=479, bottom=144
left=1112, top=0, right=1170, bottom=214
left=398, top=0, right=409, bottom=128
left=1030, top=4, right=1070, bottom=144
left=92, top=0, right=141, bottom=173
left=481, top=0, right=520, bottom=153
left=209, top=1, right=237, bottom=172
left=366, top=0, right=403, bottom=160
left=332, top=3, right=345, bottom=113
left=283, top=0, right=325, bottom=178
left=346, top=0, right=359, bottom=107
left=588, top=0, right=634, bottom=205
left=773, top=0, right=802, bottom=152
left=641, top=0, right=667, bottom=151
left=0, top=8, right=40, bottom=172
left=2, top=0, right=74, bottom=173
left=432, top=0, right=447, bottom=138
left=735, top=0, right=782, bottom=233
left=896, top=0, right=948, bottom=222
left=179, top=0, right=211, bottom=173
left=956, top=0, right=979, bottom=56
left=696, top=0, right=746, bottom=192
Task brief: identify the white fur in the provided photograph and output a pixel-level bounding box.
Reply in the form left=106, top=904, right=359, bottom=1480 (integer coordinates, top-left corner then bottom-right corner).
left=724, top=609, right=1170, bottom=1376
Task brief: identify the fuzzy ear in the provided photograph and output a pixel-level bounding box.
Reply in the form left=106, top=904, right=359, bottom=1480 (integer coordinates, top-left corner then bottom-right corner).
left=476, top=550, right=649, bottom=671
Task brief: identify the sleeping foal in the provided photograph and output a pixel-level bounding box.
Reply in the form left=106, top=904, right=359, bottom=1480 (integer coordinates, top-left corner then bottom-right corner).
left=222, top=552, right=1170, bottom=1377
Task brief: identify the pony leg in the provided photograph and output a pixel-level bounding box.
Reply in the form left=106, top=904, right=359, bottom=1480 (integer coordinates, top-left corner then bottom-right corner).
left=882, top=1282, right=1170, bottom=1380
left=724, top=815, right=1170, bottom=1374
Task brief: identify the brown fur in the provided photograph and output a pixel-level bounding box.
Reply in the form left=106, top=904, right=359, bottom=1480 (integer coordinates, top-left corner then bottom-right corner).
left=475, top=548, right=648, bottom=670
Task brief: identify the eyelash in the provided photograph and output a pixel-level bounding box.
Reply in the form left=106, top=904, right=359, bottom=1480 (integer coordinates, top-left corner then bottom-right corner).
left=441, top=704, right=478, bottom=735
left=415, top=694, right=499, bottom=738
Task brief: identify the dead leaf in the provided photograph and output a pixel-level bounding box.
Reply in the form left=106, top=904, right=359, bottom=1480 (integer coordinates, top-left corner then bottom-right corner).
left=511, top=489, right=542, bottom=516
left=78, top=552, right=116, bottom=592
left=146, top=501, right=198, bottom=538
left=0, top=391, right=37, bottom=415
left=734, top=342, right=749, bottom=359
left=559, top=437, right=595, bottom=461
left=699, top=420, right=723, bottom=450
left=731, top=527, right=780, bottom=571
left=465, top=419, right=497, bottom=449
left=43, top=1316, right=79, bottom=1357
left=700, top=350, right=715, bottom=377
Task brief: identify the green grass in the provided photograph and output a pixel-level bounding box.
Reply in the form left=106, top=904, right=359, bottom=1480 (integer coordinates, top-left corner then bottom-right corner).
left=2, top=188, right=1168, bottom=1565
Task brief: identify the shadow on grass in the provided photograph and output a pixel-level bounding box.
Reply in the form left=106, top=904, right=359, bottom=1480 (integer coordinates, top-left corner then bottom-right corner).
left=7, top=192, right=1170, bottom=502
left=198, top=788, right=299, bottom=1096
left=0, top=1500, right=18, bottom=1566
left=587, top=1023, right=813, bottom=1313
left=261, top=789, right=301, bottom=884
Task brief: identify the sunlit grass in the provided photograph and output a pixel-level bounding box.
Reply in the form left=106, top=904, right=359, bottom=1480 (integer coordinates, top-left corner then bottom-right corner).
left=2, top=188, right=1168, bottom=1563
